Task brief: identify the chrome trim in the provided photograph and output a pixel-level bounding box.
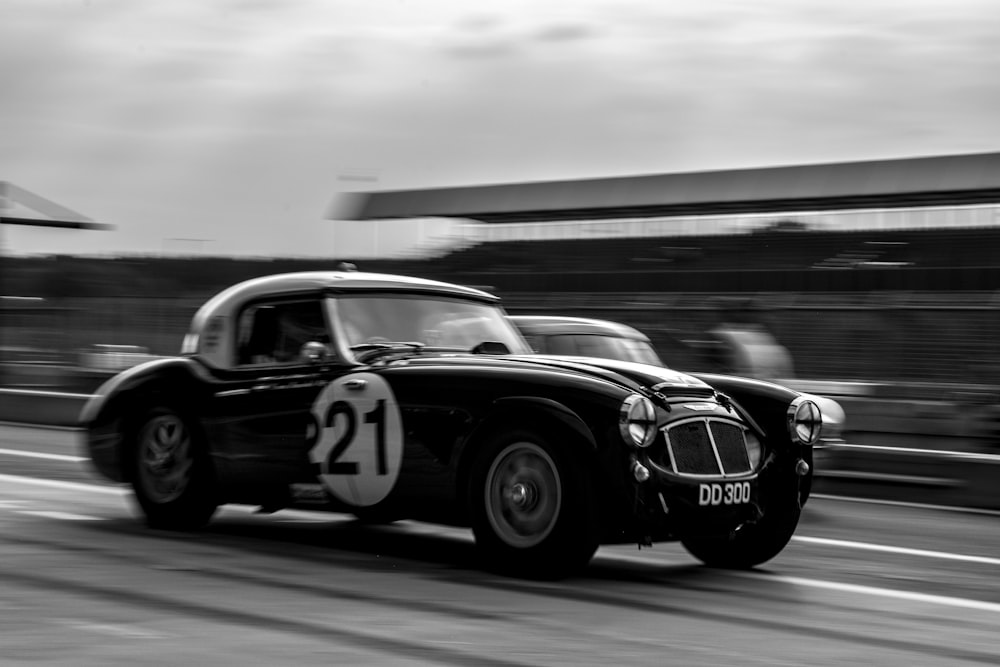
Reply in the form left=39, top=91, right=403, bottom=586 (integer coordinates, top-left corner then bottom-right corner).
left=657, top=492, right=670, bottom=514
left=215, top=388, right=250, bottom=397
left=787, top=396, right=822, bottom=445
left=682, top=402, right=717, bottom=411
left=655, top=416, right=754, bottom=479
left=619, top=394, right=657, bottom=448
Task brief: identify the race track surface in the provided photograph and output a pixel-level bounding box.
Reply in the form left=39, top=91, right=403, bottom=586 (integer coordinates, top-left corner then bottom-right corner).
left=1, top=424, right=998, bottom=666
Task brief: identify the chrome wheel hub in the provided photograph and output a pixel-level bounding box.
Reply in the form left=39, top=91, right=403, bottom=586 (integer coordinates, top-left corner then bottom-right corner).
left=506, top=482, right=537, bottom=509
left=137, top=414, right=194, bottom=504
left=485, top=442, right=561, bottom=548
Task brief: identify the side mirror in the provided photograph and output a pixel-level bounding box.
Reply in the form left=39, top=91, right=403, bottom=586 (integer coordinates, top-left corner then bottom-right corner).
left=300, top=341, right=330, bottom=364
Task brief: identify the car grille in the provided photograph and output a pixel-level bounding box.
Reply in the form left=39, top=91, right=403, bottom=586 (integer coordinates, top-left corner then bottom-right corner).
left=660, top=418, right=752, bottom=477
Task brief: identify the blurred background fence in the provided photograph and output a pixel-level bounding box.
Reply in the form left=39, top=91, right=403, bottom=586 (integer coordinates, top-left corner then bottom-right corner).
left=2, top=223, right=999, bottom=389
left=3, top=289, right=999, bottom=388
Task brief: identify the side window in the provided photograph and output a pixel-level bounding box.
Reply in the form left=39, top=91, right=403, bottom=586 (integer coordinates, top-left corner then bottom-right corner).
left=236, top=300, right=329, bottom=366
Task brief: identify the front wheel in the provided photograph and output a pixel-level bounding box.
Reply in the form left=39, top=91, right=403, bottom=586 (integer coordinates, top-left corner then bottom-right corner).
left=131, top=406, right=217, bottom=530
left=469, top=429, right=598, bottom=578
left=681, top=496, right=801, bottom=569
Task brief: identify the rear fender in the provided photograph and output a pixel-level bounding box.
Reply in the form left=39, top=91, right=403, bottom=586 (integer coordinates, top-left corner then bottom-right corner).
left=79, top=358, right=210, bottom=482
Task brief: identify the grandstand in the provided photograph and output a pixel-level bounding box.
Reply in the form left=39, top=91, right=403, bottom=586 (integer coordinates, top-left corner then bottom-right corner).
left=3, top=152, right=999, bottom=388
left=338, top=152, right=1000, bottom=385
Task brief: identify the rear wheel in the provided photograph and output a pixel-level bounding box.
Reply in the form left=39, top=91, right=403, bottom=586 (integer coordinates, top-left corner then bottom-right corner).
left=131, top=406, right=217, bottom=530
left=469, top=429, right=598, bottom=578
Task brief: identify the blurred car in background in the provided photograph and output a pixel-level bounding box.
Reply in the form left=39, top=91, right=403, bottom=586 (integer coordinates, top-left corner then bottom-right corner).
left=510, top=315, right=846, bottom=452
left=511, top=315, right=663, bottom=365
left=78, top=271, right=824, bottom=577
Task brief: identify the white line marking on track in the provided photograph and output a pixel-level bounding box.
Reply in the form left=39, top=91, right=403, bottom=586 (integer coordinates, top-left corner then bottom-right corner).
left=600, top=539, right=1000, bottom=614
left=54, top=618, right=168, bottom=639
left=811, top=493, right=1000, bottom=517
left=0, top=448, right=87, bottom=463
left=829, top=443, right=1000, bottom=462
left=4, top=472, right=1000, bottom=613
left=596, top=550, right=1000, bottom=613
left=0, top=388, right=92, bottom=399
left=734, top=572, right=1000, bottom=614
left=0, top=421, right=83, bottom=432
left=18, top=510, right=102, bottom=521
left=0, top=473, right=127, bottom=496
left=792, top=536, right=1000, bottom=566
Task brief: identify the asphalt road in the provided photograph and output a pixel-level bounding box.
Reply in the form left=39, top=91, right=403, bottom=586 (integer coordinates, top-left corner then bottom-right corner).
left=1, top=424, right=999, bottom=666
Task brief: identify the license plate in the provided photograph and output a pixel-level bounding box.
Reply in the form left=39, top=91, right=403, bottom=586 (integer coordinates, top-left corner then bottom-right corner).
left=698, top=481, right=751, bottom=506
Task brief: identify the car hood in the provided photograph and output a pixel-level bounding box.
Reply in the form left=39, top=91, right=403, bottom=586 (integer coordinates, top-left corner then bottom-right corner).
left=504, top=354, right=715, bottom=397
left=373, top=351, right=716, bottom=399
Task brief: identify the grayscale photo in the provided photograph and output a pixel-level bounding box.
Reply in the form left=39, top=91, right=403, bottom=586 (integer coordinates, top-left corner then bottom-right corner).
left=2, top=1, right=999, bottom=664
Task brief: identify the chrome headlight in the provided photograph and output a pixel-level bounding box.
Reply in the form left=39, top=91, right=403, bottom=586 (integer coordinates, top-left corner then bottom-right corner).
left=787, top=396, right=822, bottom=445
left=745, top=430, right=763, bottom=468
left=806, top=394, right=845, bottom=439
left=619, top=394, right=657, bottom=448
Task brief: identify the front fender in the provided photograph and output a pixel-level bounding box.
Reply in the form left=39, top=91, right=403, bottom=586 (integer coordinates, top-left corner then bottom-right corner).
left=453, top=395, right=602, bottom=515
left=489, top=396, right=599, bottom=450
left=691, top=373, right=803, bottom=440
left=696, top=374, right=822, bottom=453
left=693, top=373, right=816, bottom=507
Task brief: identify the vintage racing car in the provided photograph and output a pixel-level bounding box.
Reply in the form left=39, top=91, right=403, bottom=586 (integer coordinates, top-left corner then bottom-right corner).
left=80, top=271, right=822, bottom=576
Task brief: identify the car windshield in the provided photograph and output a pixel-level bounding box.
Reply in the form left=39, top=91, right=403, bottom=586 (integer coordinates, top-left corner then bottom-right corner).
left=332, top=294, right=532, bottom=354
left=546, top=334, right=664, bottom=366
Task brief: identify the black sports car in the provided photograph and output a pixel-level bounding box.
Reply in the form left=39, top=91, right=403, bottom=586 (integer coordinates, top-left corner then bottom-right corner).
left=80, top=271, right=821, bottom=577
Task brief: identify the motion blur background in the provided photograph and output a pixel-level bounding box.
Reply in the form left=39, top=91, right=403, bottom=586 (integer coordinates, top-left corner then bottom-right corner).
left=2, top=1, right=999, bottom=470
left=3, top=170, right=999, bottom=391
left=4, top=7, right=1000, bottom=663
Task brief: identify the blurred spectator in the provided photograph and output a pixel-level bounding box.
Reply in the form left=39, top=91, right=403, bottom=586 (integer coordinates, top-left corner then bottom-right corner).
left=705, top=297, right=795, bottom=380
left=702, top=297, right=846, bottom=446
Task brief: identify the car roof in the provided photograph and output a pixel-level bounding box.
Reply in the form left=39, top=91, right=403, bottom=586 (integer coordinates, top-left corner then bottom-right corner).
left=183, top=271, right=503, bottom=369
left=509, top=315, right=652, bottom=341
left=201, top=270, right=496, bottom=311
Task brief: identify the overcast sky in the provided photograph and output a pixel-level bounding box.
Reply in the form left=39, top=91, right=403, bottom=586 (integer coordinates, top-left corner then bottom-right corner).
left=2, top=0, right=998, bottom=258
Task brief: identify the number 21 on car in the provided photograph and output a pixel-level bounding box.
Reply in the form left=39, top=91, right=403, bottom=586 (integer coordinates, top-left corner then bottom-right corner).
left=308, top=373, right=404, bottom=507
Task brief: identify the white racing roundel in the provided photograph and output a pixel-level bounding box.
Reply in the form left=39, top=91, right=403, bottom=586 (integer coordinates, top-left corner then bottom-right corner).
left=308, top=373, right=403, bottom=507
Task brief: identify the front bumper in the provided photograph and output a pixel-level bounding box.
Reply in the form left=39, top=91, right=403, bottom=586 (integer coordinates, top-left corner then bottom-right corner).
left=623, top=457, right=768, bottom=542
left=663, top=473, right=762, bottom=537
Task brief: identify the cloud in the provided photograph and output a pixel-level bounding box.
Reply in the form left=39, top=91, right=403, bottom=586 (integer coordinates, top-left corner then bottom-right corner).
left=443, top=40, right=519, bottom=59
left=443, top=14, right=600, bottom=60
left=3, top=0, right=999, bottom=258
left=533, top=23, right=598, bottom=43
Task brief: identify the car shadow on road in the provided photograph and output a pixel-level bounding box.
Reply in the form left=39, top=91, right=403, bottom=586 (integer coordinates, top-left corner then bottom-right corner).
left=88, top=503, right=766, bottom=593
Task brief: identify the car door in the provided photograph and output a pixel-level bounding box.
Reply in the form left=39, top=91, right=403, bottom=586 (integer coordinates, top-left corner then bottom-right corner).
left=208, top=296, right=340, bottom=491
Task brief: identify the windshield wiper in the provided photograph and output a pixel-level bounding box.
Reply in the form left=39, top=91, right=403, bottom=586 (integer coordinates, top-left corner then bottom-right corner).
left=350, top=341, right=425, bottom=364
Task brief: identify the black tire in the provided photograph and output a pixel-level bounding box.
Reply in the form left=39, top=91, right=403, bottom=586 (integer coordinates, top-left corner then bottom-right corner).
left=681, top=496, right=801, bottom=569
left=351, top=502, right=400, bottom=525
left=468, top=428, right=598, bottom=578
left=130, top=405, right=218, bottom=530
